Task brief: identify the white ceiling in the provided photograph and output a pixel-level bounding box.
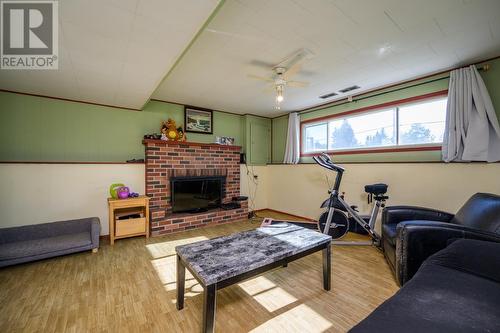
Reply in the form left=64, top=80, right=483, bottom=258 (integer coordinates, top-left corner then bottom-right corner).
left=0, top=0, right=220, bottom=109
left=153, top=0, right=500, bottom=116
left=1, top=0, right=500, bottom=116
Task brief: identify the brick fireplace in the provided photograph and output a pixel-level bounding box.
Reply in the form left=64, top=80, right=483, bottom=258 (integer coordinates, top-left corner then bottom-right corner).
left=143, top=139, right=248, bottom=236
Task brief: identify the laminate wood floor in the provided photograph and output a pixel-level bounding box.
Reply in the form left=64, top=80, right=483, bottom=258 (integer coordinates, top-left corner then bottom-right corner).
left=0, top=210, right=398, bottom=333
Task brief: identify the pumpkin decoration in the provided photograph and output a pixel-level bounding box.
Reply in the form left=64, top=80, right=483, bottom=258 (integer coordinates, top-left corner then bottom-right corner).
left=161, top=118, right=182, bottom=141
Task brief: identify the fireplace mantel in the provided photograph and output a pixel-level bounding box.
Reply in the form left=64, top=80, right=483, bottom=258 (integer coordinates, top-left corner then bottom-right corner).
left=142, top=139, right=241, bottom=150
left=143, top=139, right=246, bottom=236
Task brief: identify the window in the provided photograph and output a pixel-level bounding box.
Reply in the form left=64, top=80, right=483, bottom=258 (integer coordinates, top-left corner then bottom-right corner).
left=398, top=98, right=447, bottom=145
left=328, top=108, right=396, bottom=150
left=301, top=94, right=447, bottom=154
left=304, top=123, right=327, bottom=152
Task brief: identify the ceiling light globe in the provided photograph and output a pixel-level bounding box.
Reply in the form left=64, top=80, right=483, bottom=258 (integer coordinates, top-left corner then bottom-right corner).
left=276, top=95, right=284, bottom=102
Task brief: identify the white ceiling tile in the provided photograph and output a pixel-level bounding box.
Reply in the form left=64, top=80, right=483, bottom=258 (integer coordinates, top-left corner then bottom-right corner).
left=103, top=0, right=139, bottom=15
left=382, top=0, right=458, bottom=31
left=153, top=0, right=500, bottom=115
left=136, top=0, right=219, bottom=27
left=60, top=0, right=135, bottom=40
left=1, top=0, right=221, bottom=109
left=434, top=0, right=500, bottom=36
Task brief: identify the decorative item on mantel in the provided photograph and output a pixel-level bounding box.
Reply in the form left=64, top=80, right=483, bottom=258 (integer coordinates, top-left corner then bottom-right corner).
left=143, top=133, right=161, bottom=140
left=160, top=118, right=187, bottom=142
left=215, top=136, right=235, bottom=145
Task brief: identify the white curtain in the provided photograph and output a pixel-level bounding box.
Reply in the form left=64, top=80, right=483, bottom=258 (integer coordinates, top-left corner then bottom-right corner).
left=442, top=65, right=500, bottom=162
left=283, top=112, right=300, bottom=164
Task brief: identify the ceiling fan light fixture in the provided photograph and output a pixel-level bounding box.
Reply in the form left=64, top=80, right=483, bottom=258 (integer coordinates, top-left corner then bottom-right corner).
left=248, top=52, right=311, bottom=106
left=276, top=85, right=284, bottom=103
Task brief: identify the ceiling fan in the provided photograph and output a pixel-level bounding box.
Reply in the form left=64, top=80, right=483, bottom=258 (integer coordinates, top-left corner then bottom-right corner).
left=247, top=49, right=314, bottom=109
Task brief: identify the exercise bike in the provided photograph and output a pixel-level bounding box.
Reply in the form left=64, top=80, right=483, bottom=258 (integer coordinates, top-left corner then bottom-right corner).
left=262, top=153, right=388, bottom=247
left=313, top=153, right=388, bottom=246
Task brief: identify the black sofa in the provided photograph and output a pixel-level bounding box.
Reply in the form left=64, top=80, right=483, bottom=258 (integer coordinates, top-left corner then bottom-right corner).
left=381, top=193, right=500, bottom=285
left=350, top=239, right=500, bottom=333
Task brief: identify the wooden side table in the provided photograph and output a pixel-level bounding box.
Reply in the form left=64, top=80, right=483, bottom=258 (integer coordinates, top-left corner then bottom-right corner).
left=108, top=195, right=150, bottom=245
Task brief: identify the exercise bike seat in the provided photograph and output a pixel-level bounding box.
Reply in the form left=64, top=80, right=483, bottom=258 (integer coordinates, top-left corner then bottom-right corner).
left=364, top=183, right=388, bottom=195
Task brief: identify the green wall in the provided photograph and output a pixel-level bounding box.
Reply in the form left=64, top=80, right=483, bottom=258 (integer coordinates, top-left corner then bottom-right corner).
left=480, top=58, right=500, bottom=117
left=243, top=115, right=272, bottom=165
left=2, top=58, right=499, bottom=164
left=0, top=92, right=242, bottom=162
left=272, top=116, right=288, bottom=163
left=272, top=57, right=500, bottom=163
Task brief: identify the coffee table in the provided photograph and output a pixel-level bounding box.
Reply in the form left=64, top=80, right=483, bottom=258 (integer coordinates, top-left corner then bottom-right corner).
left=175, top=224, right=332, bottom=333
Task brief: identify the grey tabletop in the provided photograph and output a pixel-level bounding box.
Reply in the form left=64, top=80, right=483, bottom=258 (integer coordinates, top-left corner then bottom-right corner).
left=175, top=224, right=332, bottom=285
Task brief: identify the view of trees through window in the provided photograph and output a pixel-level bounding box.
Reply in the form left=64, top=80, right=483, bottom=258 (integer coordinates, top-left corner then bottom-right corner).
left=303, top=97, right=447, bottom=153
left=328, top=108, right=396, bottom=150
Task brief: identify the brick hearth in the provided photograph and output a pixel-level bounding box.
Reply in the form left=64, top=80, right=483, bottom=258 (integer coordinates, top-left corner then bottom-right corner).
left=143, top=139, right=247, bottom=236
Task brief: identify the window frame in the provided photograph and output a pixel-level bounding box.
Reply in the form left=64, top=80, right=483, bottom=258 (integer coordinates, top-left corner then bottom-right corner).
left=300, top=90, right=448, bottom=157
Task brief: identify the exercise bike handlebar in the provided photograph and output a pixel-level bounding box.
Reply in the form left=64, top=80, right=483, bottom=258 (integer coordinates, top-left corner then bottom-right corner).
left=313, top=153, right=345, bottom=173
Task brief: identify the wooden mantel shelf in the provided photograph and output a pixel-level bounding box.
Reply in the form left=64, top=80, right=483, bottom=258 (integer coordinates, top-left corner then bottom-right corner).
left=142, top=139, right=241, bottom=150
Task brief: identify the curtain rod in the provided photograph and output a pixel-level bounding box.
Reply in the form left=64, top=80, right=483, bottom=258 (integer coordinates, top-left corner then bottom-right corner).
left=298, top=63, right=491, bottom=116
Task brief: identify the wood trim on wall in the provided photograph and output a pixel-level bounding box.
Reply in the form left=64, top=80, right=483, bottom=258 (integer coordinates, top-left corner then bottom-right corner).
left=300, top=145, right=442, bottom=157
left=269, top=160, right=499, bottom=164
left=270, top=161, right=443, bottom=164
left=0, top=89, right=273, bottom=120
left=150, top=98, right=273, bottom=119
left=300, top=90, right=448, bottom=125
left=0, top=89, right=142, bottom=111
left=255, top=208, right=317, bottom=222
left=100, top=235, right=111, bottom=242
left=0, top=161, right=145, bottom=164
left=151, top=98, right=243, bottom=117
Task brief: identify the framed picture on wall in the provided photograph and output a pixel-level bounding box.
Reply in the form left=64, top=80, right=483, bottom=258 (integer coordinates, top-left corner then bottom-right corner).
left=184, top=106, right=213, bottom=134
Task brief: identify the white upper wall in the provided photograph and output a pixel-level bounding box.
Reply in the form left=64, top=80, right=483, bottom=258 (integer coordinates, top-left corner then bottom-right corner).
left=0, top=164, right=267, bottom=235
left=0, top=164, right=145, bottom=235
left=1, top=163, right=498, bottom=236
left=266, top=163, right=500, bottom=223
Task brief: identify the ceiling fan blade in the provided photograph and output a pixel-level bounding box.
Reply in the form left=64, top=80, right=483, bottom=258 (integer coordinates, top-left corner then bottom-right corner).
left=247, top=74, right=274, bottom=82
left=262, top=84, right=276, bottom=94
left=249, top=59, right=276, bottom=68
left=283, top=62, right=302, bottom=80
left=287, top=80, right=309, bottom=88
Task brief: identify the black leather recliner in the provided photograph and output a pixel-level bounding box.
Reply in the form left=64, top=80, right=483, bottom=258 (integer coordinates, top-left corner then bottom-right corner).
left=382, top=192, right=500, bottom=285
